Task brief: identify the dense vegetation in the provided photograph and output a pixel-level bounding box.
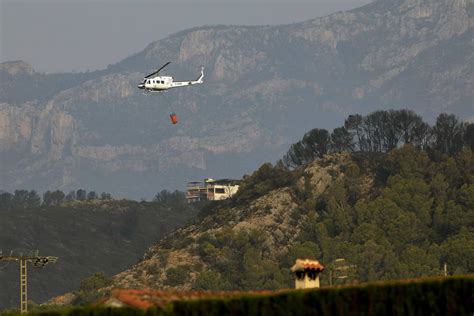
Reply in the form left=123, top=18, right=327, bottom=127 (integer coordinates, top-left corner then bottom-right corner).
left=0, top=189, right=113, bottom=210
left=298, top=146, right=473, bottom=280
left=168, top=276, right=473, bottom=316
left=4, top=276, right=472, bottom=315
left=0, top=191, right=199, bottom=309
left=282, top=110, right=473, bottom=168
left=2, top=109, right=472, bottom=308
left=182, top=110, right=474, bottom=291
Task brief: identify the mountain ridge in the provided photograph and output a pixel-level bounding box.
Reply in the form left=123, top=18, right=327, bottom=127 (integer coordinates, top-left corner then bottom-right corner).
left=0, top=0, right=472, bottom=197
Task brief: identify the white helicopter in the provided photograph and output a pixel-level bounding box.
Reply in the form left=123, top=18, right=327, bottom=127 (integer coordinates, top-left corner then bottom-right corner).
left=137, top=62, right=204, bottom=92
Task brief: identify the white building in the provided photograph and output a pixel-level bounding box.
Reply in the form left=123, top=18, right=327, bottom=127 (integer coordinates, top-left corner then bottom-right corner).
left=186, top=178, right=240, bottom=203
left=290, top=259, right=325, bottom=289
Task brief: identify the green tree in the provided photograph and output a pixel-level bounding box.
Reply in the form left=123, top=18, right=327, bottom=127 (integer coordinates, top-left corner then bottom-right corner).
left=0, top=192, right=13, bottom=210
left=283, top=128, right=330, bottom=168
left=87, top=191, right=97, bottom=200
left=43, top=190, right=65, bottom=206
left=440, top=228, right=474, bottom=274
left=324, top=180, right=354, bottom=235
left=233, top=162, right=294, bottom=204
left=331, top=126, right=354, bottom=152
left=399, top=245, right=440, bottom=278
left=164, top=265, right=190, bottom=286
left=100, top=192, right=112, bottom=200
left=153, top=190, right=187, bottom=208
left=76, top=189, right=86, bottom=201
left=13, top=190, right=41, bottom=209
left=345, top=114, right=366, bottom=151
left=65, top=190, right=76, bottom=201
left=464, top=123, right=474, bottom=150
left=193, top=271, right=226, bottom=290
left=285, top=241, right=321, bottom=266
left=433, top=113, right=466, bottom=155
left=73, top=272, right=112, bottom=305
left=393, top=109, right=430, bottom=147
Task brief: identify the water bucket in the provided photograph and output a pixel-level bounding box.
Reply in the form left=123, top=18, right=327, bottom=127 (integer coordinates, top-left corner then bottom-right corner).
left=170, top=113, right=178, bottom=124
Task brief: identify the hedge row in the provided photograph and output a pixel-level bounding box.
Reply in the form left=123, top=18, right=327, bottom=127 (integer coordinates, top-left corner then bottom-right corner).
left=18, top=275, right=474, bottom=316
left=162, top=276, right=473, bottom=316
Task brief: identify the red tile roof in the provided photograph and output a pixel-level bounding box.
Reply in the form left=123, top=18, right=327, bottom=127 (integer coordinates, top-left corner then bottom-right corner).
left=101, top=288, right=284, bottom=309
left=290, top=259, right=325, bottom=272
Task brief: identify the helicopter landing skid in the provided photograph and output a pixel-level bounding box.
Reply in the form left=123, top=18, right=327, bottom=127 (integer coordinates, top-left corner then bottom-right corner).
left=142, top=89, right=167, bottom=96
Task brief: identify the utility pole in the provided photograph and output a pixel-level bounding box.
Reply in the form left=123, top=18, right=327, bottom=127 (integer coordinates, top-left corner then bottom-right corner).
left=330, top=258, right=356, bottom=285
left=0, top=250, right=58, bottom=314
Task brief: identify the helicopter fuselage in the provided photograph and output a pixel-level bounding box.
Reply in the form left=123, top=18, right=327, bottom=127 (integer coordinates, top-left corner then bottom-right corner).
left=138, top=67, right=204, bottom=92
left=138, top=76, right=174, bottom=91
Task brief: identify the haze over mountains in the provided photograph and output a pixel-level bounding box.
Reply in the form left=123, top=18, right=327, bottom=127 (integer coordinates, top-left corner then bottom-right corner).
left=1, top=0, right=472, bottom=197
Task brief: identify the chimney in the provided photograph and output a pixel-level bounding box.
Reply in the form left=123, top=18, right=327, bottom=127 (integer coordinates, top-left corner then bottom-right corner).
left=290, top=259, right=325, bottom=289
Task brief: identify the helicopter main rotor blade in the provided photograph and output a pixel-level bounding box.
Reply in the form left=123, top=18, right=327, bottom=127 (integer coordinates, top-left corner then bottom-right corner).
left=145, top=61, right=171, bottom=78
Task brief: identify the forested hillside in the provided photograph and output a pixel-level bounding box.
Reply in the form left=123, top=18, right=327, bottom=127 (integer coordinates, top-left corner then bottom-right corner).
left=3, top=109, right=472, bottom=309
left=102, top=110, right=474, bottom=296
left=0, top=191, right=200, bottom=309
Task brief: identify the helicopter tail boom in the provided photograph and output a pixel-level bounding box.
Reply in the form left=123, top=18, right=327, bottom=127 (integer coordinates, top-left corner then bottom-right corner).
left=169, top=67, right=204, bottom=88
left=196, top=67, right=204, bottom=83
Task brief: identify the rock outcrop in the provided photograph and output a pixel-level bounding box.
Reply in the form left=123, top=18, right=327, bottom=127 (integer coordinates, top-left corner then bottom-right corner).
left=111, top=154, right=349, bottom=290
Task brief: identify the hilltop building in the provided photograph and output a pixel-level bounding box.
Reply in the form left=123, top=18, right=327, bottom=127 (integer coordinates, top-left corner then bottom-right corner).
left=291, top=259, right=325, bottom=289
left=186, top=178, right=240, bottom=203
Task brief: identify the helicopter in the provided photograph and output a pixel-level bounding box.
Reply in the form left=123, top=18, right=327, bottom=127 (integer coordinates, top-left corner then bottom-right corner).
left=137, top=62, right=204, bottom=92
left=137, top=62, right=204, bottom=124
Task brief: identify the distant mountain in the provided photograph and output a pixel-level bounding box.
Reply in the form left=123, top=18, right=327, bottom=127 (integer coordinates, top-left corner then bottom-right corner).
left=0, top=0, right=472, bottom=197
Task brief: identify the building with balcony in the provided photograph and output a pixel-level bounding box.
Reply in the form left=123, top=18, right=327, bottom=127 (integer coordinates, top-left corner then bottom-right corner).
left=186, top=178, right=240, bottom=203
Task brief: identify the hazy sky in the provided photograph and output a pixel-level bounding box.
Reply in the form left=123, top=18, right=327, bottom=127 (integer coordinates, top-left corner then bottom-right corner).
left=1, top=0, right=370, bottom=73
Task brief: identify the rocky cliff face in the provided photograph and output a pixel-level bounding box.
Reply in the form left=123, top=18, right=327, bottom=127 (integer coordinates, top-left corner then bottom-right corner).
left=0, top=61, right=35, bottom=76
left=0, top=0, right=472, bottom=197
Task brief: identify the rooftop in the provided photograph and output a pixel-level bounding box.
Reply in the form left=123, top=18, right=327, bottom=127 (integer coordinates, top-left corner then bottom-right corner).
left=100, top=288, right=284, bottom=309
left=187, top=179, right=241, bottom=186
left=290, top=259, right=325, bottom=272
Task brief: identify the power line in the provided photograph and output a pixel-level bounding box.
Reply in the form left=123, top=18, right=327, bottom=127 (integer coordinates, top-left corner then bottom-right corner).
left=329, top=258, right=357, bottom=286
left=0, top=250, right=58, bottom=314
